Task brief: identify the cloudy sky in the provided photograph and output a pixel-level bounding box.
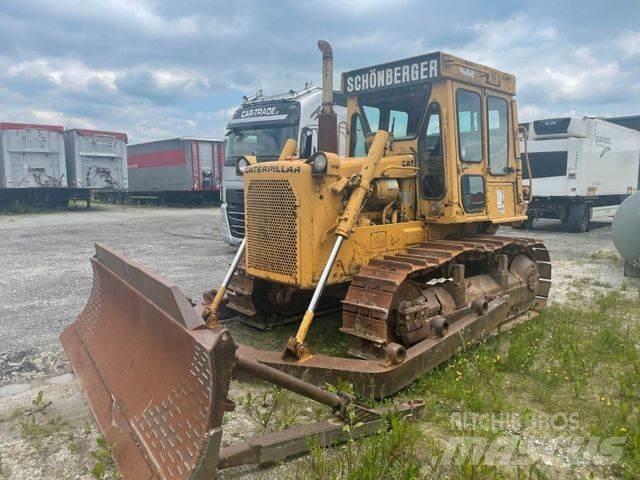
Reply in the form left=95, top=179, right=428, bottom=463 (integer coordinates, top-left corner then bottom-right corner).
left=1, top=0, right=639, bottom=143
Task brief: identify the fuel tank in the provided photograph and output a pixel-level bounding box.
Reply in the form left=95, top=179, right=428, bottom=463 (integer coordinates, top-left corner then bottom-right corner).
left=612, top=192, right=640, bottom=277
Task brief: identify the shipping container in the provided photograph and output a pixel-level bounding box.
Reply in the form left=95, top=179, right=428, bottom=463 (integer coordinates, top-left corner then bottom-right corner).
left=127, top=137, right=223, bottom=197
left=0, top=122, right=66, bottom=189
left=64, top=129, right=128, bottom=189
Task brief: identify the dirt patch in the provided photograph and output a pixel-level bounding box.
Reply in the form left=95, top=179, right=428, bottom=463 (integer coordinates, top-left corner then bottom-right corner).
left=0, top=345, right=69, bottom=386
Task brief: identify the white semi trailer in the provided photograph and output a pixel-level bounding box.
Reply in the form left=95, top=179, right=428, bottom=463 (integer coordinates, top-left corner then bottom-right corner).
left=221, top=85, right=346, bottom=245
left=0, top=122, right=76, bottom=207
left=520, top=117, right=640, bottom=232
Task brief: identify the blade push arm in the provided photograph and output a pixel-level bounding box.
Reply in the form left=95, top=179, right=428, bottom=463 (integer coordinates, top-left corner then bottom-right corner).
left=205, top=139, right=297, bottom=327
left=284, top=130, right=389, bottom=360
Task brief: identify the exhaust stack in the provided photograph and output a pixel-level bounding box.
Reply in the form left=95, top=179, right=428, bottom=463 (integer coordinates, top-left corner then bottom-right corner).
left=317, top=40, right=338, bottom=154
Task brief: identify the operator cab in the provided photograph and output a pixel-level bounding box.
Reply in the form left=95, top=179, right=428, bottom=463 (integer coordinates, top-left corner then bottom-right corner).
left=342, top=52, right=525, bottom=226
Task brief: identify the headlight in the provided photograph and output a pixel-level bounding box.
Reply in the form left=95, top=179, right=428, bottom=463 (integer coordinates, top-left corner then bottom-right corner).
left=308, top=152, right=328, bottom=175
left=235, top=156, right=250, bottom=176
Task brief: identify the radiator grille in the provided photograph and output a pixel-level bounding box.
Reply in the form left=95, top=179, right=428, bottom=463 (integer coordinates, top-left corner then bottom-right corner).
left=245, top=179, right=298, bottom=278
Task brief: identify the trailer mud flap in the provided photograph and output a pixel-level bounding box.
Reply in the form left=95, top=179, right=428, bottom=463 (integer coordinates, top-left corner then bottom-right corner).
left=60, top=244, right=236, bottom=480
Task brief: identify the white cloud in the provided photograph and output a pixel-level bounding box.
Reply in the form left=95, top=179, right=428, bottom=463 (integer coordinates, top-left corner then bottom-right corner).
left=25, top=0, right=245, bottom=39
left=305, top=0, right=407, bottom=14
left=4, top=59, right=117, bottom=92
left=0, top=1, right=638, bottom=142
left=616, top=30, right=640, bottom=57
left=448, top=14, right=636, bottom=119
left=30, top=109, right=97, bottom=129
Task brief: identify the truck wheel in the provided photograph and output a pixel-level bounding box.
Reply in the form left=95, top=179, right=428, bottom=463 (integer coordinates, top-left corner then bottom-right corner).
left=514, top=211, right=537, bottom=230
left=568, top=203, right=590, bottom=233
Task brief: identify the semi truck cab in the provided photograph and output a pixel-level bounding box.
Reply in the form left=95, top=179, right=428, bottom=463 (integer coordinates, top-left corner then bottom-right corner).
left=221, top=86, right=346, bottom=245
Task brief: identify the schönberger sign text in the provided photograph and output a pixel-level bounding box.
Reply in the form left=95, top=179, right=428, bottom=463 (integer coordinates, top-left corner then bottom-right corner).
left=342, top=53, right=440, bottom=94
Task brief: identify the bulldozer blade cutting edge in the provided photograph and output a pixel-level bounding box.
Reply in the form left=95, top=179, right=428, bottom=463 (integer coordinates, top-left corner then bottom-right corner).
left=60, top=244, right=236, bottom=480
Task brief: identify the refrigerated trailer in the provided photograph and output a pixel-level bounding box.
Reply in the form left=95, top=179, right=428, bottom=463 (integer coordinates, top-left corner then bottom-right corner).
left=520, top=117, right=640, bottom=232
left=64, top=129, right=128, bottom=190
left=127, top=137, right=223, bottom=203
left=0, top=122, right=75, bottom=207
left=606, top=115, right=640, bottom=132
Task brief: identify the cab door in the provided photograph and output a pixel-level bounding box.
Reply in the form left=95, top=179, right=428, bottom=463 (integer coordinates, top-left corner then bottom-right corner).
left=484, top=91, right=519, bottom=219
left=452, top=82, right=487, bottom=218
left=416, top=82, right=453, bottom=222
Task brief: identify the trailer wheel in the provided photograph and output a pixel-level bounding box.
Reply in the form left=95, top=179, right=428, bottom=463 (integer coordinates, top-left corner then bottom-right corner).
left=568, top=203, right=590, bottom=233
left=514, top=211, right=537, bottom=230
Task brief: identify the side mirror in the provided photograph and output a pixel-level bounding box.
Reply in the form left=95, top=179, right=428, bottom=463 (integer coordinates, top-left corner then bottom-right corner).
left=235, top=155, right=257, bottom=176
left=300, top=127, right=314, bottom=159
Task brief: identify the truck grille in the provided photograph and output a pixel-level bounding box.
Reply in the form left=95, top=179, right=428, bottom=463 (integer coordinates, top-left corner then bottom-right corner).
left=225, top=188, right=245, bottom=238
left=226, top=203, right=245, bottom=238
left=245, top=179, right=298, bottom=279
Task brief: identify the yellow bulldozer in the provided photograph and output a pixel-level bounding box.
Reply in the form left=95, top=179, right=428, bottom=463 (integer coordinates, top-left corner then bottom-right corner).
left=61, top=41, right=551, bottom=479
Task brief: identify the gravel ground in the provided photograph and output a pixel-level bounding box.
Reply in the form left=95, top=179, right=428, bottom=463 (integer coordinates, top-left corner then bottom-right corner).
left=0, top=204, right=233, bottom=357
left=0, top=205, right=637, bottom=479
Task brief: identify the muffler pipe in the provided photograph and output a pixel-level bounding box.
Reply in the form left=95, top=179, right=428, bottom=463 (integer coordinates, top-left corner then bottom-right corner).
left=317, top=40, right=338, bottom=154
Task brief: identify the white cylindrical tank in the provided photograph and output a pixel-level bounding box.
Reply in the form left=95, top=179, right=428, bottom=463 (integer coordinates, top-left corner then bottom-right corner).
left=612, top=192, right=640, bottom=277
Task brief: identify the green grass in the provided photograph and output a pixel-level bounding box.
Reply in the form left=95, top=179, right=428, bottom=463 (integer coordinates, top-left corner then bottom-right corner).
left=406, top=287, right=640, bottom=478
left=303, top=413, right=423, bottom=480
left=19, top=414, right=68, bottom=453
left=588, top=250, right=623, bottom=266
left=252, top=286, right=640, bottom=478
left=231, top=313, right=349, bottom=357
left=239, top=386, right=311, bottom=432
left=90, top=435, right=119, bottom=480
left=0, top=407, right=25, bottom=423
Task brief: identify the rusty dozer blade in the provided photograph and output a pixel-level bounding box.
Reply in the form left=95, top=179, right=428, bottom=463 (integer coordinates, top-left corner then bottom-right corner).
left=61, top=244, right=236, bottom=479
left=61, top=244, right=424, bottom=479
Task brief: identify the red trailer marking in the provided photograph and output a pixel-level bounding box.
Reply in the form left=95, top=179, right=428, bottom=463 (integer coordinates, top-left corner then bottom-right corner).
left=128, top=148, right=186, bottom=168
left=71, top=128, right=128, bottom=142
left=0, top=122, right=64, bottom=133
left=214, top=142, right=223, bottom=192
left=211, top=142, right=218, bottom=191
left=191, top=141, right=201, bottom=190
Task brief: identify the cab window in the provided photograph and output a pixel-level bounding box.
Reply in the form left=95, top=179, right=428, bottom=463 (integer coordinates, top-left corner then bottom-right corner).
left=363, top=106, right=380, bottom=132
left=487, top=96, right=509, bottom=175
left=456, top=89, right=482, bottom=163
left=461, top=175, right=485, bottom=212
left=419, top=102, right=445, bottom=199
left=349, top=114, right=366, bottom=157
left=389, top=109, right=409, bottom=137
left=358, top=84, right=430, bottom=140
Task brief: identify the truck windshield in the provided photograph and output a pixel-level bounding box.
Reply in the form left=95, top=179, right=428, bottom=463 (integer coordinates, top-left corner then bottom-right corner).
left=225, top=125, right=298, bottom=164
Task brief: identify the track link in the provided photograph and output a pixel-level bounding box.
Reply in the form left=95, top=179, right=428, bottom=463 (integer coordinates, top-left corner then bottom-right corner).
left=342, top=235, right=551, bottom=344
